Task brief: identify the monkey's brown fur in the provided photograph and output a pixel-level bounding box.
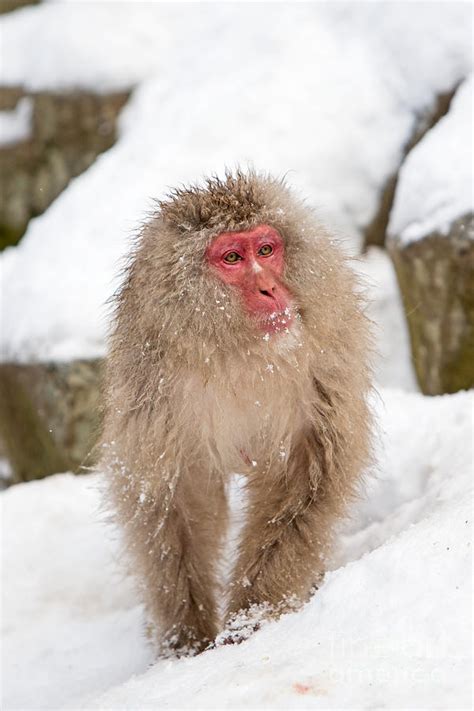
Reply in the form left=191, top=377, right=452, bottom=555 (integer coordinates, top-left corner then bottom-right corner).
left=101, top=170, right=373, bottom=655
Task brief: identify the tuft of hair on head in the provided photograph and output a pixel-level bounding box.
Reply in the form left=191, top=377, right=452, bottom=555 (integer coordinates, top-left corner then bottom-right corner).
left=158, top=168, right=286, bottom=234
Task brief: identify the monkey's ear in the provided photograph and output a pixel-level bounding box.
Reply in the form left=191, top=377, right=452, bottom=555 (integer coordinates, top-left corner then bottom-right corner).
left=155, top=189, right=202, bottom=232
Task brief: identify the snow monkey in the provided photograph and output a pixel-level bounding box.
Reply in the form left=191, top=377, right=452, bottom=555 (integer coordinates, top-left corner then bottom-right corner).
left=101, top=170, right=373, bottom=656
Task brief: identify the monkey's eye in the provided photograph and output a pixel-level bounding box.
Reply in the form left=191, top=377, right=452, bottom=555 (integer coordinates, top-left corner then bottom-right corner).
left=258, top=244, right=273, bottom=257
left=223, top=251, right=242, bottom=264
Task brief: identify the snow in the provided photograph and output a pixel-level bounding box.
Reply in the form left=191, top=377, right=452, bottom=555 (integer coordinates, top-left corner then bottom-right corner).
left=0, top=2, right=472, bottom=362
left=355, top=248, right=417, bottom=391
left=389, top=75, right=474, bottom=244
left=0, top=97, right=33, bottom=146
left=2, top=387, right=472, bottom=710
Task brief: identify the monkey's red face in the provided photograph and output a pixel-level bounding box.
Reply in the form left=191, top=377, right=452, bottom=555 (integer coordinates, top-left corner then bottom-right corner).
left=206, top=224, right=294, bottom=333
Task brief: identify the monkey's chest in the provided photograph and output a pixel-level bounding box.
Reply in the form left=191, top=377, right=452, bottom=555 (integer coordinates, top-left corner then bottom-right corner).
left=184, top=374, right=305, bottom=472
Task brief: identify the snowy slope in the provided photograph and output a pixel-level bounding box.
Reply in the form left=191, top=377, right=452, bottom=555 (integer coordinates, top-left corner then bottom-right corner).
left=2, top=388, right=472, bottom=710
left=389, top=75, right=474, bottom=244
left=0, top=2, right=472, bottom=363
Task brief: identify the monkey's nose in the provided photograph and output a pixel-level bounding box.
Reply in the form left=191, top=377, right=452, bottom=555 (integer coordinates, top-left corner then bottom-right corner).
left=259, top=287, right=276, bottom=300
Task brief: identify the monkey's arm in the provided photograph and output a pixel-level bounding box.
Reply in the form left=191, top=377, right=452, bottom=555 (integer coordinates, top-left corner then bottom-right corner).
left=225, top=380, right=368, bottom=631
left=104, top=409, right=227, bottom=656
left=225, top=438, right=329, bottom=626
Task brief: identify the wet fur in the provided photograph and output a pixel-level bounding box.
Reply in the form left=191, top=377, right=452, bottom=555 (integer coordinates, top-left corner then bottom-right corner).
left=101, top=170, right=373, bottom=655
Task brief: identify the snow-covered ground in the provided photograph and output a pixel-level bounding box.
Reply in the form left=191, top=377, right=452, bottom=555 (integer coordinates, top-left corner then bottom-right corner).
left=2, top=388, right=472, bottom=710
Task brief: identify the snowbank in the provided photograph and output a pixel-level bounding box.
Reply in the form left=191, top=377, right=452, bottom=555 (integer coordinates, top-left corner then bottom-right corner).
left=0, top=2, right=472, bottom=363
left=2, top=388, right=472, bottom=710
left=389, top=75, right=474, bottom=244
left=354, top=248, right=417, bottom=391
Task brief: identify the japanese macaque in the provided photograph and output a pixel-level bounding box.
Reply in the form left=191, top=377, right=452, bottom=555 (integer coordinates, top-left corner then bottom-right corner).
left=101, top=170, right=373, bottom=656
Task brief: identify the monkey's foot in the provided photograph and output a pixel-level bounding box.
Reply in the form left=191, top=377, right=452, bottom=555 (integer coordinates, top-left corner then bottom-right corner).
left=157, top=620, right=219, bottom=658
left=216, top=602, right=273, bottom=647
left=214, top=623, right=260, bottom=647
left=158, top=632, right=214, bottom=658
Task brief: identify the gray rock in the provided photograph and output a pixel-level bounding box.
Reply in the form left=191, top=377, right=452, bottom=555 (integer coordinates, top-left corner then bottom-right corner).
left=389, top=214, right=474, bottom=394
left=0, top=358, right=103, bottom=483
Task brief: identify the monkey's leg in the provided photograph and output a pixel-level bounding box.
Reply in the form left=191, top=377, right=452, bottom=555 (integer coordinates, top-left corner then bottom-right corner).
left=225, top=441, right=336, bottom=632
left=126, top=465, right=228, bottom=656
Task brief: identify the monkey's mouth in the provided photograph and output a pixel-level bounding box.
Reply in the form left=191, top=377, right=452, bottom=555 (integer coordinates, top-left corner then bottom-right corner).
left=260, top=307, right=294, bottom=335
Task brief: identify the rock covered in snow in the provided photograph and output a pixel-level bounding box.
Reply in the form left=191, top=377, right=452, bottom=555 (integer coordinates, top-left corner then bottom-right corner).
left=0, top=89, right=129, bottom=250
left=388, top=77, right=474, bottom=394
left=389, top=76, right=473, bottom=245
